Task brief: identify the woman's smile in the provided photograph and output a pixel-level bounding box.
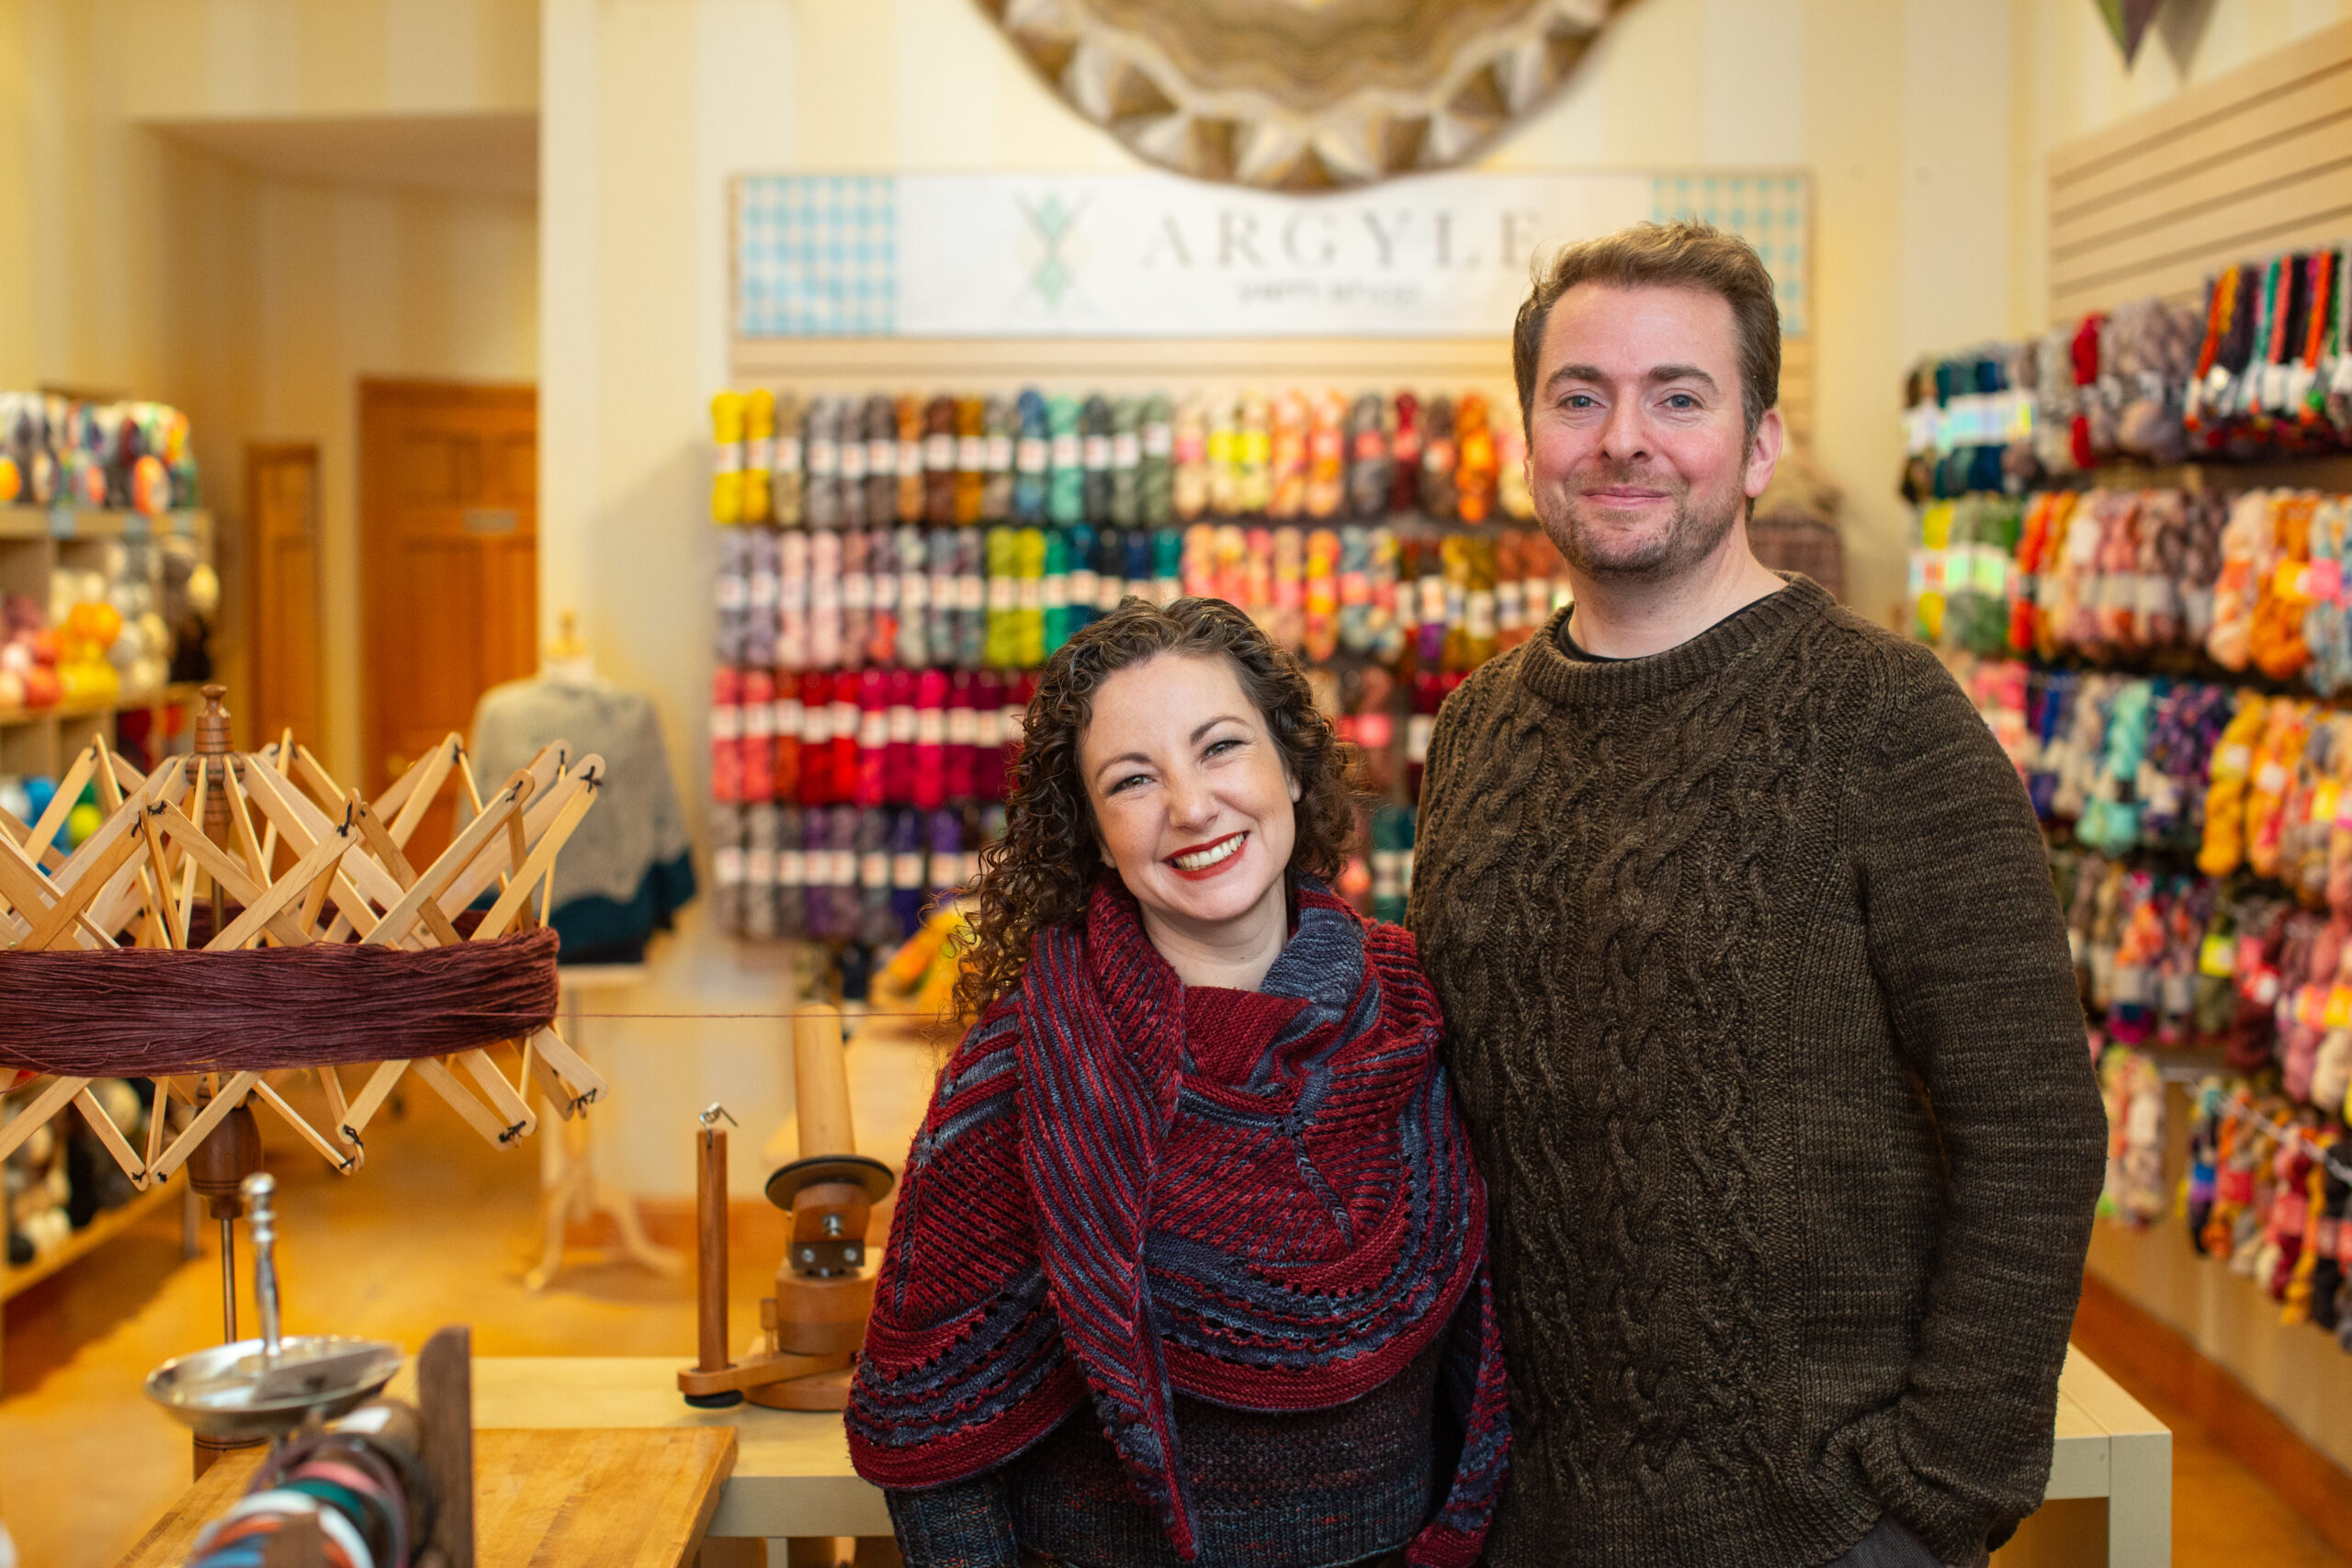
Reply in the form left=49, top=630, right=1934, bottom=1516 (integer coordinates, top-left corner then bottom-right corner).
left=1166, top=830, right=1248, bottom=878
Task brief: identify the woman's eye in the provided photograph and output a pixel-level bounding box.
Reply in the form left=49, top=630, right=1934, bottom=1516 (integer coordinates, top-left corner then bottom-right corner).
left=1204, top=737, right=1241, bottom=758
left=1108, top=773, right=1150, bottom=795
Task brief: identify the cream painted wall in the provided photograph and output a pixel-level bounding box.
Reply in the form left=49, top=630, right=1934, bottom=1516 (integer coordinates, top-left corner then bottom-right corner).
left=2007, top=0, right=2352, bottom=332
left=178, top=172, right=540, bottom=782
left=118, top=0, right=539, bottom=119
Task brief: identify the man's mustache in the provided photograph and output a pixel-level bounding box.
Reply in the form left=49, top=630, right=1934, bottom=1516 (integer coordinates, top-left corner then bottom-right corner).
left=1569, top=463, right=1685, bottom=495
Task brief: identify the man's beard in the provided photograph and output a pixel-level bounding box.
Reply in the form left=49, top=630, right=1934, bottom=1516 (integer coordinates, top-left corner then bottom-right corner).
left=1536, top=462, right=1744, bottom=581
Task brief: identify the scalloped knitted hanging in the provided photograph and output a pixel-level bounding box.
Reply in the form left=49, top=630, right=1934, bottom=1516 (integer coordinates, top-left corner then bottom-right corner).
left=977, top=0, right=1620, bottom=191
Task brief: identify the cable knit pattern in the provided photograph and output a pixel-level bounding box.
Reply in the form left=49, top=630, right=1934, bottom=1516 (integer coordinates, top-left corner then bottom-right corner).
left=849, top=880, right=1509, bottom=1567
left=1407, top=578, right=2107, bottom=1568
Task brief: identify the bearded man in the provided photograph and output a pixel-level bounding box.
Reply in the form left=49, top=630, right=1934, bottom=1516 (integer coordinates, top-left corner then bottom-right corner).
left=1406, top=222, right=2106, bottom=1568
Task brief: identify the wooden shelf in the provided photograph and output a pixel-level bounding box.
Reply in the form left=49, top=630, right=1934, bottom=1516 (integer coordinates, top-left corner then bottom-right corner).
left=0, top=681, right=201, bottom=732
left=0, top=508, right=209, bottom=543
left=0, top=1170, right=181, bottom=1306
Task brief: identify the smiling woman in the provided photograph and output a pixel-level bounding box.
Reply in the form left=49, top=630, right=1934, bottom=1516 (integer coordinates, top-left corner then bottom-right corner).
left=950, top=594, right=1360, bottom=1016
left=1080, top=653, right=1303, bottom=987
left=845, top=594, right=1512, bottom=1568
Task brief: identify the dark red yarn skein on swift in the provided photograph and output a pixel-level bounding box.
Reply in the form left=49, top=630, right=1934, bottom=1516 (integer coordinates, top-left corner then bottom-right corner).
left=0, top=926, right=560, bottom=1077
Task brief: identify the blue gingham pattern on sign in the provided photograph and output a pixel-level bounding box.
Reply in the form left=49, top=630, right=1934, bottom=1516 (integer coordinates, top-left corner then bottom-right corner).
left=1651, top=175, right=1810, bottom=337
left=736, top=175, right=899, bottom=337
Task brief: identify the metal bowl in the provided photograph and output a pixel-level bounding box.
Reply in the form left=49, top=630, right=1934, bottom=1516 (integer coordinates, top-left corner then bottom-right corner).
left=144, top=1336, right=403, bottom=1440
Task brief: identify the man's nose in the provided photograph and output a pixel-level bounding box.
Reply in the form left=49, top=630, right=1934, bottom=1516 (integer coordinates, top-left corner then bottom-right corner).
left=1597, top=397, right=1649, bottom=462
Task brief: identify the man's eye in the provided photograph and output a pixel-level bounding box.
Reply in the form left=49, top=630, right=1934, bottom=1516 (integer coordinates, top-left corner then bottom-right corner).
left=1561, top=393, right=1598, bottom=410
left=1663, top=393, right=1700, bottom=410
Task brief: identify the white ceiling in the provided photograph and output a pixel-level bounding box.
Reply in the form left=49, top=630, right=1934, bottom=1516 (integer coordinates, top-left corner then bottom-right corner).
left=148, top=112, right=537, bottom=200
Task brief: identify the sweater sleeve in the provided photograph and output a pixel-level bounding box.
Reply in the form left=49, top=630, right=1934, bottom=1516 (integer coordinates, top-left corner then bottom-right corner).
left=1849, top=647, right=2106, bottom=1564
left=1405, top=668, right=1484, bottom=944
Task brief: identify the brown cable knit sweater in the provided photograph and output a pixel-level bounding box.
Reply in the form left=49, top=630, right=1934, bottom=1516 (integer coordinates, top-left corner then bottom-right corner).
left=1407, top=577, right=2106, bottom=1568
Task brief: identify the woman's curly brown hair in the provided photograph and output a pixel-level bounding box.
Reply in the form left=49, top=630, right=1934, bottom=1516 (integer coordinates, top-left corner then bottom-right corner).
left=954, top=595, right=1361, bottom=1020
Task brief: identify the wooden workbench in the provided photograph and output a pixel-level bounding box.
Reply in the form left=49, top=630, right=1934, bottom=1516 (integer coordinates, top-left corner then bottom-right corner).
left=468, top=1348, right=2172, bottom=1565
left=471, top=1359, right=888, bottom=1539
left=115, top=1427, right=737, bottom=1568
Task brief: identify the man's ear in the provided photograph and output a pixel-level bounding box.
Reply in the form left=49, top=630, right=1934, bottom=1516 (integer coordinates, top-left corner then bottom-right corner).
left=1744, top=404, right=1785, bottom=502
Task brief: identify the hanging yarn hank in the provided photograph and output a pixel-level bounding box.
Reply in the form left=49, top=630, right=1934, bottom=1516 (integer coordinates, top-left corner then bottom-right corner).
left=0, top=926, right=558, bottom=1078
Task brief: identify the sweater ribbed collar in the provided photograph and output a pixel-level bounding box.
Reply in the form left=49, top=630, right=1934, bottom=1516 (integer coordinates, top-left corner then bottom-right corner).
left=1515, top=573, right=1833, bottom=709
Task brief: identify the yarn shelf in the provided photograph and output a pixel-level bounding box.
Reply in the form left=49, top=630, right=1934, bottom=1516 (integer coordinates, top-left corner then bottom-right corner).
left=1901, top=240, right=2347, bottom=503
left=0, top=507, right=209, bottom=543
left=0, top=1165, right=179, bottom=1304
left=0, top=678, right=201, bottom=729
left=0, top=507, right=216, bottom=779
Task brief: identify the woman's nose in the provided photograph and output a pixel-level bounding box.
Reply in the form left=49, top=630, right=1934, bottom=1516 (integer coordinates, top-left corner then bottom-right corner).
left=1162, top=772, right=1216, bottom=827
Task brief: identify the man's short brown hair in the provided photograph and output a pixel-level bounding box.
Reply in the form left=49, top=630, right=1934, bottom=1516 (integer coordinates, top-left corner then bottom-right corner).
left=1512, top=220, right=1781, bottom=442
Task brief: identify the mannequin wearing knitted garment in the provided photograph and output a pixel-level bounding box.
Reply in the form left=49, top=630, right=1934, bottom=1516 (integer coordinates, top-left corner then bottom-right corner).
left=849, top=598, right=1508, bottom=1568
left=1408, top=224, right=2105, bottom=1568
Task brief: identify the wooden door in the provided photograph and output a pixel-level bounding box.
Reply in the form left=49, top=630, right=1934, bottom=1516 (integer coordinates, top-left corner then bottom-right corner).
left=359, top=379, right=537, bottom=863
left=246, top=442, right=322, bottom=752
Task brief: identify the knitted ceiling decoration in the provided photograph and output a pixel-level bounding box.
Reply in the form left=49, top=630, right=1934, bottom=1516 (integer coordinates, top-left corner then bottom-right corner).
left=976, top=0, right=1621, bottom=191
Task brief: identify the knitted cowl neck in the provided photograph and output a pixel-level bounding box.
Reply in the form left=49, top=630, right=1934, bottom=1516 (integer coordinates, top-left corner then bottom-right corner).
left=847, top=878, right=1510, bottom=1567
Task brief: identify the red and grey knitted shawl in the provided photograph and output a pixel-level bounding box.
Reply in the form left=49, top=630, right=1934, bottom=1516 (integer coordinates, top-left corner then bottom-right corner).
left=847, top=879, right=1510, bottom=1566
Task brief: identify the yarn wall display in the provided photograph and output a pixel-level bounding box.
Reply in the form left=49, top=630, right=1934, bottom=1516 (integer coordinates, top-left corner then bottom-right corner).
left=1905, top=243, right=2352, bottom=1352
left=0, top=698, right=614, bottom=1196
left=1950, top=655, right=2352, bottom=1082
left=707, top=386, right=1564, bottom=956
left=1939, top=650, right=2352, bottom=1351
left=1908, top=485, right=2352, bottom=697
left=1901, top=243, right=2349, bottom=502
left=2173, top=1078, right=2352, bottom=1344
left=0, top=392, right=198, bottom=515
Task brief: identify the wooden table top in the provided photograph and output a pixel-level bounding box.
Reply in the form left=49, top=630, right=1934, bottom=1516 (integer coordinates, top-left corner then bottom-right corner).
left=115, top=1427, right=737, bottom=1568
left=466, top=1357, right=888, bottom=1539
left=464, top=1348, right=2165, bottom=1542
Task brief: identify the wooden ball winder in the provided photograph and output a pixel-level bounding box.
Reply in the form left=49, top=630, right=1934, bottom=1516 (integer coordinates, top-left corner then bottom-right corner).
left=678, top=1004, right=895, bottom=1412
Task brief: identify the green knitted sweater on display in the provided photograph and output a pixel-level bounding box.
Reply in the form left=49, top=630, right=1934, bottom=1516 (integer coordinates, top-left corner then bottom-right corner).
left=1407, top=576, right=2107, bottom=1568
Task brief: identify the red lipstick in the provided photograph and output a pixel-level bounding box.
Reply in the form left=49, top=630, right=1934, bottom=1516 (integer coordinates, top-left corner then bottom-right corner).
left=1164, top=830, right=1248, bottom=881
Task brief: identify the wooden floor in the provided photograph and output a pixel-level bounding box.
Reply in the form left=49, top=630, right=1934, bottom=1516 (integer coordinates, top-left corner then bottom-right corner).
left=2, top=1085, right=2348, bottom=1568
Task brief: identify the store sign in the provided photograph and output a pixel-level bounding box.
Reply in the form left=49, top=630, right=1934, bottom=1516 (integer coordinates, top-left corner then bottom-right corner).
left=735, top=170, right=1807, bottom=340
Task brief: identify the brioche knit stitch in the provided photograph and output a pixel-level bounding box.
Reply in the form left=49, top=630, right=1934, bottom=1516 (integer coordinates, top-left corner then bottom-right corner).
left=848, top=880, right=1509, bottom=1566
left=1407, top=577, right=2105, bottom=1568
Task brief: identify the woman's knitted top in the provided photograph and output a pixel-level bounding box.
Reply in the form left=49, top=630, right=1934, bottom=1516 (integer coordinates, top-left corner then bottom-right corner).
left=1407, top=578, right=2108, bottom=1568
left=885, top=1333, right=1453, bottom=1568
left=848, top=881, right=1509, bottom=1567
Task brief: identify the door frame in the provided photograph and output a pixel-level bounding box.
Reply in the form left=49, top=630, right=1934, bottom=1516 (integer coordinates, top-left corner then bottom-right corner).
left=243, top=439, right=322, bottom=752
